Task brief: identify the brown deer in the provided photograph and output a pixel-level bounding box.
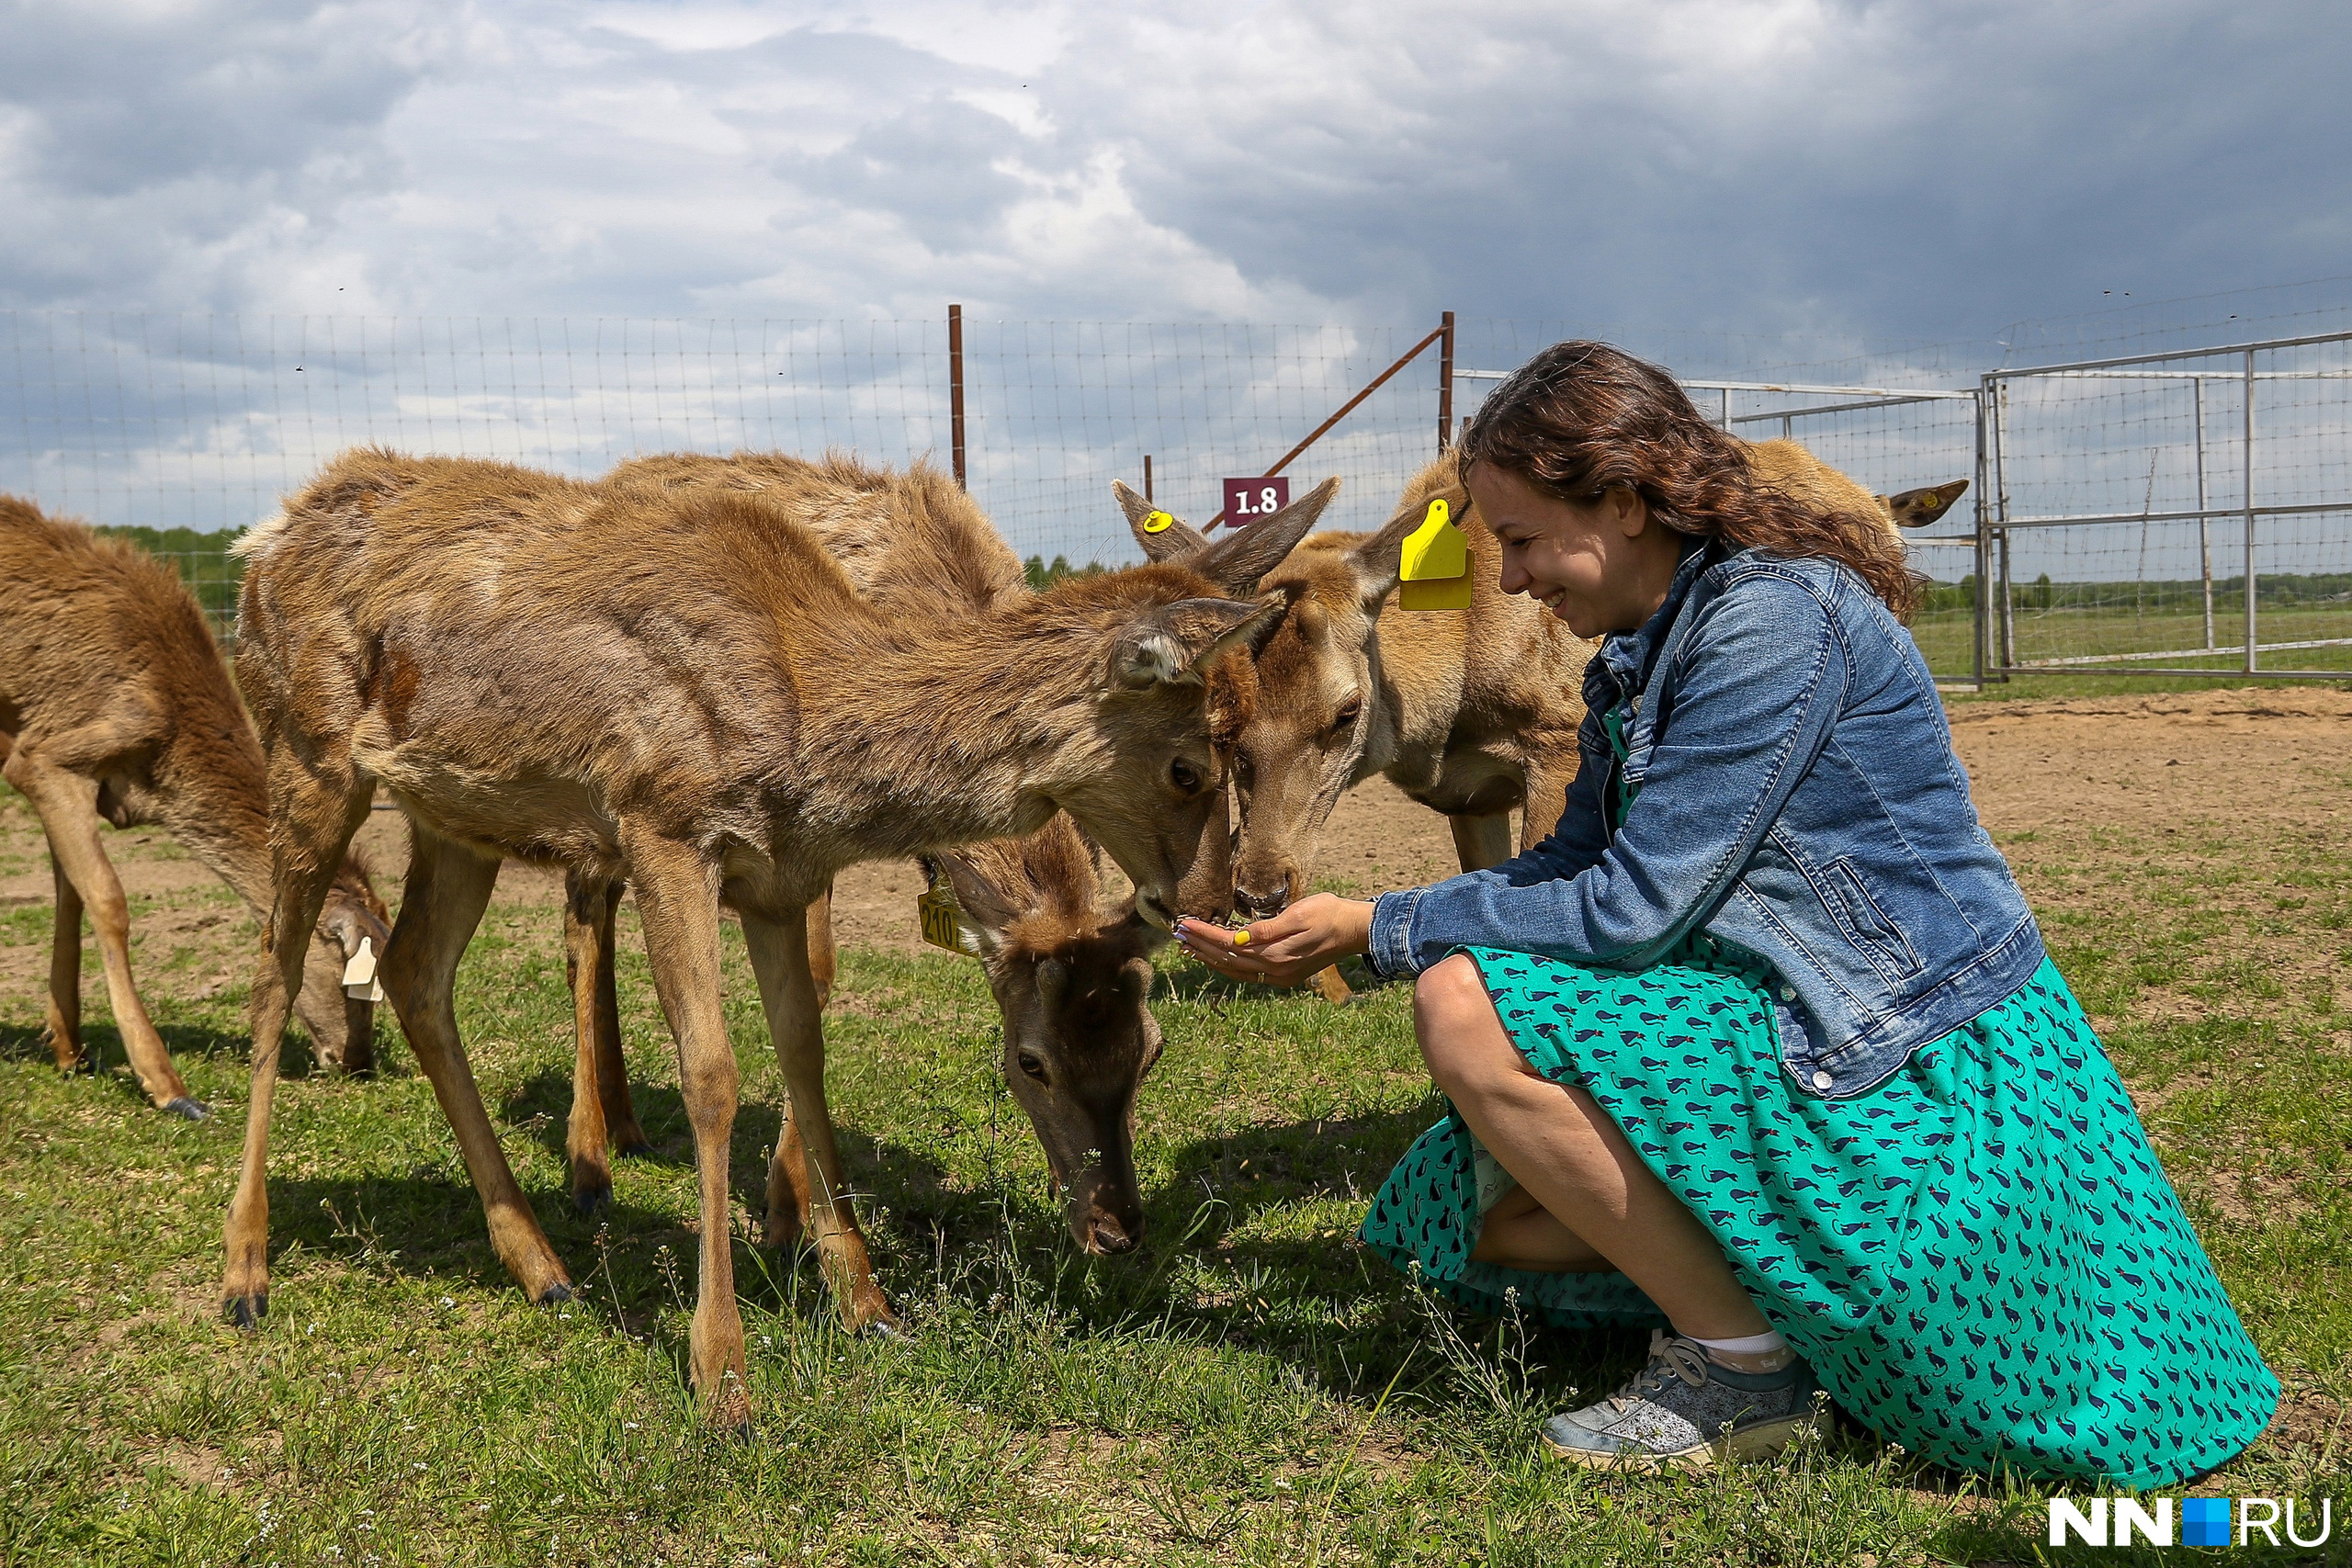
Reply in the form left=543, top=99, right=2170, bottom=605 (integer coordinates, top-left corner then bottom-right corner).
left=558, top=450, right=1216, bottom=1251
left=0, top=496, right=389, bottom=1115
left=224, top=447, right=1328, bottom=1423
left=1122, top=441, right=1967, bottom=1001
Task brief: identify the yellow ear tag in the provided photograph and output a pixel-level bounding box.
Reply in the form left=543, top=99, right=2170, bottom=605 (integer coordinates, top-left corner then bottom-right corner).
left=917, top=874, right=983, bottom=959
left=1143, top=510, right=1175, bottom=535
left=1398, top=497, right=1471, bottom=611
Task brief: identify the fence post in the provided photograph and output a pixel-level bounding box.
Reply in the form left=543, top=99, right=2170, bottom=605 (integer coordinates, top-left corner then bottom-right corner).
left=1437, top=310, right=1456, bottom=450
left=1989, top=378, right=2015, bottom=678
left=948, top=303, right=967, bottom=491
left=2243, top=348, right=2256, bottom=672
left=1143, top=454, right=1153, bottom=505
left=1972, top=385, right=1991, bottom=690
left=2194, top=377, right=2214, bottom=650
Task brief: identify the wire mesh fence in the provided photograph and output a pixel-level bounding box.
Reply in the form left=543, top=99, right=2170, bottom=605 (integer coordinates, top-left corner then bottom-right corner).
left=5, top=308, right=2348, bottom=682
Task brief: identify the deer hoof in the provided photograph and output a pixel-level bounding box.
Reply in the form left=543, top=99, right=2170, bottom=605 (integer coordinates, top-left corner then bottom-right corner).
left=223, top=1292, right=268, bottom=1329
left=535, top=1281, right=574, bottom=1307
left=857, top=1317, right=905, bottom=1343
left=572, top=1180, right=612, bottom=1215
left=612, top=1135, right=654, bottom=1160
left=164, top=1097, right=212, bottom=1122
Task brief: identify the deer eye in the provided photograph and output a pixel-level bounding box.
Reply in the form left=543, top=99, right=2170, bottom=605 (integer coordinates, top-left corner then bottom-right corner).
left=1016, top=1051, right=1049, bottom=1084
left=1170, top=758, right=1204, bottom=794
left=1331, top=695, right=1363, bottom=731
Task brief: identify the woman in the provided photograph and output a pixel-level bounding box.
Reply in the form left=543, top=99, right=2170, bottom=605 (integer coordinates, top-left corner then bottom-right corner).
left=1176, top=342, right=2277, bottom=1483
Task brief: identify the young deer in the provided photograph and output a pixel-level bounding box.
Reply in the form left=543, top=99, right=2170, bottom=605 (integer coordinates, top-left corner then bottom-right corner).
left=225, top=448, right=1325, bottom=1423
left=1122, top=442, right=1966, bottom=1001
left=561, top=450, right=1261, bottom=1249
left=0, top=497, right=389, bottom=1114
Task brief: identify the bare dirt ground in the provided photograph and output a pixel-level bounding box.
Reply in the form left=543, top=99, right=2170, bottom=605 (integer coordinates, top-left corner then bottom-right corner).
left=3, top=688, right=2346, bottom=1004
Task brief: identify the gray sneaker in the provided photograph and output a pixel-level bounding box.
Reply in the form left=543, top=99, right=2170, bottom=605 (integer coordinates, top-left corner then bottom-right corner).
left=1544, top=1331, right=1826, bottom=1472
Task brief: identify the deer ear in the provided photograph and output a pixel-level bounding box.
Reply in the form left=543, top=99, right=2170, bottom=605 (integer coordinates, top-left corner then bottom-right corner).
left=1346, top=487, right=1458, bottom=612
left=1110, top=594, right=1285, bottom=688
left=1185, top=475, right=1340, bottom=593
left=1883, top=479, right=1971, bottom=528
left=925, top=852, right=1014, bottom=958
left=1114, top=480, right=1210, bottom=561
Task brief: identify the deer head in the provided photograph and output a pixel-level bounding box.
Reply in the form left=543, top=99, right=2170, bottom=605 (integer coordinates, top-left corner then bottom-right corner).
left=1052, top=477, right=1341, bottom=928
left=294, top=863, right=392, bottom=1073
left=928, top=839, right=1165, bottom=1253
left=1117, top=481, right=1428, bottom=919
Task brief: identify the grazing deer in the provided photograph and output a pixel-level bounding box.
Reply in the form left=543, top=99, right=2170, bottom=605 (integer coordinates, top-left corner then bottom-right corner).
left=0, top=497, right=389, bottom=1115
left=1122, top=441, right=1967, bottom=1000
left=225, top=447, right=1327, bottom=1423
left=560, top=451, right=1209, bottom=1251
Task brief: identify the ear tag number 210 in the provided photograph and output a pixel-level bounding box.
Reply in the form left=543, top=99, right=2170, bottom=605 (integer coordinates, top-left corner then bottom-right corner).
left=1399, top=498, right=1471, bottom=611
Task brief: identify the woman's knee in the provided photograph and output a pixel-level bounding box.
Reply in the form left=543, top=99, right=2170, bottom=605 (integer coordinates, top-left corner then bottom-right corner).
left=1414, top=954, right=1505, bottom=1096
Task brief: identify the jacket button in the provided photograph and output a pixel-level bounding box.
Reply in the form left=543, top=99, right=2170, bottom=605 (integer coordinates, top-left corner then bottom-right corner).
left=1779, top=985, right=1796, bottom=1001
left=1812, top=1070, right=1834, bottom=1090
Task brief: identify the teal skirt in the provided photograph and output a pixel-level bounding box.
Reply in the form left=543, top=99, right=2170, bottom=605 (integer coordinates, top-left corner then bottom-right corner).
left=1359, top=946, right=2279, bottom=1488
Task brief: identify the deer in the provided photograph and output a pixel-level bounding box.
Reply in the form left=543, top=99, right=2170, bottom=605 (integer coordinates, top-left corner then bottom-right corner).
left=555, top=450, right=1222, bottom=1252
left=0, top=496, right=390, bottom=1116
left=222, top=446, right=1330, bottom=1425
left=1119, top=439, right=1968, bottom=1002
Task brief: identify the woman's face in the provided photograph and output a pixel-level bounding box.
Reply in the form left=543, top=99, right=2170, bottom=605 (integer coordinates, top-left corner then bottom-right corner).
left=1464, top=464, right=1684, bottom=638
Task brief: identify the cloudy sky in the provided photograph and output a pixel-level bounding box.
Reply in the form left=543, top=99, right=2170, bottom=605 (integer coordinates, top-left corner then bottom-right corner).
left=4, top=0, right=2347, bottom=345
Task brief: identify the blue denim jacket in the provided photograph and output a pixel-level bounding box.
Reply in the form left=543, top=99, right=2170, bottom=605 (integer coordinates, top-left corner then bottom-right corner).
left=1368, top=536, right=2045, bottom=1099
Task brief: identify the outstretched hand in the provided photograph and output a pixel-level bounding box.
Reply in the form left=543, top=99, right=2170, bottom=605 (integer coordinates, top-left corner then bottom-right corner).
left=1174, top=894, right=1376, bottom=988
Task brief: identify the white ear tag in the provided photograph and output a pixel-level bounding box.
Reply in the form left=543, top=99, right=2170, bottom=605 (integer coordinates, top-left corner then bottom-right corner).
left=342, top=936, right=385, bottom=1001
left=916, top=874, right=984, bottom=959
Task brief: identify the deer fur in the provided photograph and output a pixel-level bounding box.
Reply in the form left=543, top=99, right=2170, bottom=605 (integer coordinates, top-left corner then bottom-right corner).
left=0, top=496, right=389, bottom=1114
left=1120, top=439, right=1966, bottom=1001
left=223, top=446, right=1325, bottom=1423
left=560, top=449, right=1252, bottom=1251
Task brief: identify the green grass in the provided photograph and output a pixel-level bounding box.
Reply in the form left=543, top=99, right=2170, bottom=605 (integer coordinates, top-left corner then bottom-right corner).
left=4, top=838, right=2349, bottom=1562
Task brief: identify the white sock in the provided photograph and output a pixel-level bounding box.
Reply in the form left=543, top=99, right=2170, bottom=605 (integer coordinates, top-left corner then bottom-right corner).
left=1688, top=1329, right=1789, bottom=1360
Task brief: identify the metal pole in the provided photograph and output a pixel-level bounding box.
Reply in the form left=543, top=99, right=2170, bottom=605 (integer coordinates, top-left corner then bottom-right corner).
left=1722, top=388, right=1732, bottom=431
left=1972, top=386, right=1990, bottom=689
left=1143, top=454, right=1153, bottom=504
left=2243, top=348, right=2257, bottom=673
left=1436, top=310, right=1456, bottom=450
left=947, top=303, right=967, bottom=491
left=1206, top=320, right=1448, bottom=527
left=2193, top=378, right=2213, bottom=650
left=1989, top=378, right=2014, bottom=679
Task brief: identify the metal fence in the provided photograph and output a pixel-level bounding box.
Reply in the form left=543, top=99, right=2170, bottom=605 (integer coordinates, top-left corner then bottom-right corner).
left=5, top=310, right=2347, bottom=684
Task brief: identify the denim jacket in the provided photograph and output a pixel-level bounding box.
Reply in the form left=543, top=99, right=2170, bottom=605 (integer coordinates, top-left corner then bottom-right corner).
left=1367, top=536, right=2045, bottom=1100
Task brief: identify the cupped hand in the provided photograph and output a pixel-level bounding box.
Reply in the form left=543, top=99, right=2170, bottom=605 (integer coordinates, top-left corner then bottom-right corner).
left=1174, top=893, right=1375, bottom=987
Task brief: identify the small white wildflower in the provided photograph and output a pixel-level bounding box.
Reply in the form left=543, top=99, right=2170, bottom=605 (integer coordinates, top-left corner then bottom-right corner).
left=440, top=1296, right=455, bottom=1308
left=410, top=1462, right=426, bottom=1473
left=624, top=1421, right=639, bottom=1430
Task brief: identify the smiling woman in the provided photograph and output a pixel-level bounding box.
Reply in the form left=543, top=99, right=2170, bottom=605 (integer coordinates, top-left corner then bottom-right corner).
left=1176, top=339, right=2280, bottom=1484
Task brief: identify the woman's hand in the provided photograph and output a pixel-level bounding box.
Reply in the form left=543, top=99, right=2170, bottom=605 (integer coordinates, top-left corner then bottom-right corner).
left=1174, top=894, right=1375, bottom=987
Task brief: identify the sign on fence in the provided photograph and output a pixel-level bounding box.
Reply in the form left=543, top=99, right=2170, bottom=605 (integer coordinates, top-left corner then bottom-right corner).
left=1220, top=476, right=1289, bottom=525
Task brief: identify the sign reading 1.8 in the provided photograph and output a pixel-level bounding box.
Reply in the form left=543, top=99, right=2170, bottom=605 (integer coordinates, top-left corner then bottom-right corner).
left=1221, top=476, right=1289, bottom=525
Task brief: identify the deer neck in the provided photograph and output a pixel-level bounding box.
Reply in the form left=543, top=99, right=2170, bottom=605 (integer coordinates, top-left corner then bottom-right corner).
left=150, top=724, right=282, bottom=918
left=791, top=608, right=1117, bottom=862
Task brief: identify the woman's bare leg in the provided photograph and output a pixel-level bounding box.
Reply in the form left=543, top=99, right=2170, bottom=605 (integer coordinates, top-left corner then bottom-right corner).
left=1415, top=953, right=1772, bottom=1343
left=1467, top=1184, right=1611, bottom=1272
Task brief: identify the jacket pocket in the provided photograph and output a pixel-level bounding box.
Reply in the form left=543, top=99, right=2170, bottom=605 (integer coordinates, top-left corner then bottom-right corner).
left=1815, top=854, right=1925, bottom=984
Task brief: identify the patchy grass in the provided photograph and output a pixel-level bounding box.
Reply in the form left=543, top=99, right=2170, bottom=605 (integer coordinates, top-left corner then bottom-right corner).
left=4, top=762, right=2349, bottom=1564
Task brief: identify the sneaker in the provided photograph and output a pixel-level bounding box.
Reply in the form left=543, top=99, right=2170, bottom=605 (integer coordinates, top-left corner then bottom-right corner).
left=1543, top=1330, right=1826, bottom=1472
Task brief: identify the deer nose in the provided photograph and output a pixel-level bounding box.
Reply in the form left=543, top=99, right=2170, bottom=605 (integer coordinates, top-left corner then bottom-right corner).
left=1232, top=884, right=1290, bottom=919
left=1081, top=1204, right=1145, bottom=1255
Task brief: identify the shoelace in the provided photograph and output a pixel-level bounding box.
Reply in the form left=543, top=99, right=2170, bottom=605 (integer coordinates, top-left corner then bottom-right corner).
left=1599, top=1332, right=1711, bottom=1415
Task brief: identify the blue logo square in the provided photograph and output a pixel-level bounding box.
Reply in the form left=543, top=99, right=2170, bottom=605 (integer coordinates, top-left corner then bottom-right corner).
left=2182, top=1496, right=2232, bottom=1546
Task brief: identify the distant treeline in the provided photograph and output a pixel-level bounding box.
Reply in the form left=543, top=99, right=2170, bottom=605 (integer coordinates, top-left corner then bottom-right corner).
left=1023, top=555, right=1108, bottom=589
left=1919, top=571, right=2352, bottom=614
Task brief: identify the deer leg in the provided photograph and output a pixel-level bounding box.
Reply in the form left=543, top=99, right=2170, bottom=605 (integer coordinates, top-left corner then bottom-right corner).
left=593, top=879, right=650, bottom=1157
left=6, top=750, right=194, bottom=1114
left=382, top=827, right=571, bottom=1304
left=223, top=765, right=373, bottom=1326
left=804, top=881, right=837, bottom=1010
left=1517, top=741, right=1580, bottom=855
left=563, top=870, right=616, bottom=1213
left=621, top=825, right=751, bottom=1426
left=1448, top=812, right=1517, bottom=873
left=1309, top=965, right=1355, bottom=1005
left=742, top=908, right=895, bottom=1336
left=45, top=849, right=85, bottom=1071
left=764, top=1106, right=812, bottom=1248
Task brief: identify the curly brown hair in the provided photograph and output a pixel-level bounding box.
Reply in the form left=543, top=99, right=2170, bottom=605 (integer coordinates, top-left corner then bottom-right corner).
left=1454, top=340, right=1920, bottom=620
